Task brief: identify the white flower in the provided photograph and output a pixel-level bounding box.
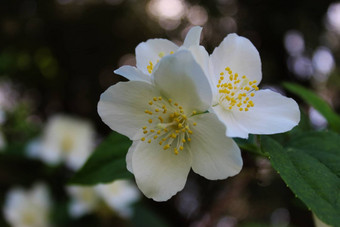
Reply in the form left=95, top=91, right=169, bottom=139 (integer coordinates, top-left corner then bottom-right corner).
left=208, top=33, right=300, bottom=138
left=114, top=26, right=209, bottom=83
left=95, top=180, right=140, bottom=218
left=114, top=26, right=299, bottom=139
left=66, top=186, right=100, bottom=218
left=28, top=115, right=95, bottom=170
left=66, top=180, right=139, bottom=218
left=3, top=183, right=51, bottom=227
left=98, top=50, right=242, bottom=201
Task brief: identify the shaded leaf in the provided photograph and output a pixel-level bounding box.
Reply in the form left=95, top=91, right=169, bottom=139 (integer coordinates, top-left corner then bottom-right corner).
left=262, top=133, right=340, bottom=226
left=234, top=135, right=266, bottom=157
left=69, top=132, right=133, bottom=185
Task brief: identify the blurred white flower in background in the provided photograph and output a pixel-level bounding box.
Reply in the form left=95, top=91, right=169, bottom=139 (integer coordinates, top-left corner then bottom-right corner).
left=326, top=2, right=340, bottom=34
left=67, top=180, right=140, bottom=218
left=290, top=55, right=314, bottom=79
left=308, top=107, right=328, bottom=129
left=66, top=186, right=100, bottom=218
left=284, top=30, right=305, bottom=56
left=312, top=46, right=335, bottom=82
left=27, top=115, right=95, bottom=170
left=95, top=180, right=140, bottom=218
left=0, top=81, right=19, bottom=112
left=0, top=81, right=19, bottom=149
left=3, top=183, right=52, bottom=227
left=147, top=0, right=186, bottom=30
left=186, top=5, right=208, bottom=26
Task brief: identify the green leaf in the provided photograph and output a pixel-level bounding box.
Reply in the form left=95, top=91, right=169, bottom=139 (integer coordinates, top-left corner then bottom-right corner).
left=234, top=135, right=267, bottom=157
left=283, top=82, right=340, bottom=132
left=69, top=132, right=133, bottom=185
left=262, top=132, right=340, bottom=226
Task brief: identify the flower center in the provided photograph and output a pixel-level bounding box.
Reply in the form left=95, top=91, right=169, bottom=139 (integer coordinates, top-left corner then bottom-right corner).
left=140, top=96, right=197, bottom=155
left=22, top=210, right=37, bottom=225
left=61, top=136, right=74, bottom=153
left=216, top=67, right=258, bottom=111
left=146, top=51, right=174, bottom=74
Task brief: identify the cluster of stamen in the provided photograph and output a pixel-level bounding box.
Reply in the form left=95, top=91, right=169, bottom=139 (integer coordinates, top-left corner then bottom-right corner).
left=147, top=51, right=174, bottom=74
left=217, top=67, right=259, bottom=111
left=140, top=96, right=196, bottom=155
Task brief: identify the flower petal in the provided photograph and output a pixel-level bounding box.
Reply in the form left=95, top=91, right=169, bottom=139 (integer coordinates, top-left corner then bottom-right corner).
left=98, top=81, right=161, bottom=139
left=132, top=140, right=192, bottom=201
left=126, top=141, right=138, bottom=173
left=189, top=113, right=242, bottom=180
left=213, top=89, right=300, bottom=138
left=153, top=50, right=212, bottom=113
left=188, top=45, right=210, bottom=81
left=183, top=26, right=203, bottom=48
left=212, top=105, right=249, bottom=138
left=231, top=89, right=300, bottom=136
left=210, top=34, right=262, bottom=86
left=136, top=39, right=179, bottom=75
left=114, top=65, right=151, bottom=83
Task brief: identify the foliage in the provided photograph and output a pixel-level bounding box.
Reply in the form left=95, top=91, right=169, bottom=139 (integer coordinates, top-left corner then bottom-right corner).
left=262, top=133, right=340, bottom=226
left=69, top=132, right=133, bottom=185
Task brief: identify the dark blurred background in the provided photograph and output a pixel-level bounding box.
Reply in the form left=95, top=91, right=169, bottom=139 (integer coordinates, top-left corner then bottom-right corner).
left=0, top=0, right=339, bottom=226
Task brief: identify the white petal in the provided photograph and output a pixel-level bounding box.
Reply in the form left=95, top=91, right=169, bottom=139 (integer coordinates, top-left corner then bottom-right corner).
left=132, top=140, right=192, bottom=201
left=231, top=89, right=300, bottom=135
left=213, top=89, right=300, bottom=138
left=188, top=45, right=210, bottom=81
left=183, top=26, right=203, bottom=48
left=98, top=81, right=161, bottom=140
left=126, top=141, right=139, bottom=173
left=114, top=65, right=151, bottom=83
left=212, top=105, right=249, bottom=138
left=188, top=45, right=219, bottom=103
left=189, top=113, right=242, bottom=180
left=136, top=39, right=179, bottom=75
left=153, top=50, right=212, bottom=113
left=210, top=34, right=262, bottom=86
